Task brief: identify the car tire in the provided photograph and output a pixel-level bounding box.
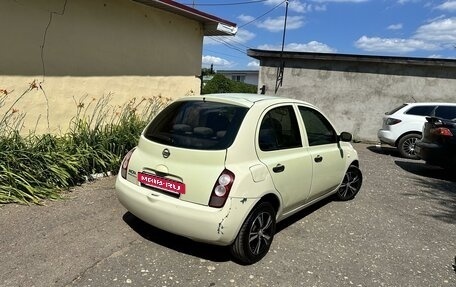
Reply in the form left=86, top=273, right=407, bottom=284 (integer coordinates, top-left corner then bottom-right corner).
left=398, top=133, right=421, bottom=159
left=335, top=165, right=362, bottom=201
left=230, top=202, right=276, bottom=265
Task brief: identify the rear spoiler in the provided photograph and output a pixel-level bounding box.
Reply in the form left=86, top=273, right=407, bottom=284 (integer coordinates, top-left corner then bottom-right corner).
left=425, top=116, right=456, bottom=126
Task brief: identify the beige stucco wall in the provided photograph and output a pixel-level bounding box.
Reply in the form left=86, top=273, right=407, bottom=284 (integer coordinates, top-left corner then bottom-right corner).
left=0, top=0, right=203, bottom=134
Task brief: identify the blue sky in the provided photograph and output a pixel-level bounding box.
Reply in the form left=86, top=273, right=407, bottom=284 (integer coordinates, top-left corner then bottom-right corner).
left=174, top=0, right=456, bottom=70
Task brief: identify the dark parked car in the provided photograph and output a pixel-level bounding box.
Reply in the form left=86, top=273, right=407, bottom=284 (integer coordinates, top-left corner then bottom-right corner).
left=415, top=116, right=456, bottom=169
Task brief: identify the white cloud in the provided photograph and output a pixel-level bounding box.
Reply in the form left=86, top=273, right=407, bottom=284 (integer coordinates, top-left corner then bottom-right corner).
left=247, top=61, right=260, bottom=69
left=388, top=23, right=403, bottom=30
left=396, top=0, right=420, bottom=4
left=310, top=0, right=369, bottom=3
left=237, top=14, right=255, bottom=23
left=414, top=17, right=456, bottom=43
left=265, top=0, right=311, bottom=13
left=354, top=36, right=439, bottom=53
left=202, top=55, right=233, bottom=68
left=258, top=41, right=337, bottom=53
left=436, top=0, right=456, bottom=11
left=355, top=17, right=456, bottom=54
left=256, top=16, right=305, bottom=32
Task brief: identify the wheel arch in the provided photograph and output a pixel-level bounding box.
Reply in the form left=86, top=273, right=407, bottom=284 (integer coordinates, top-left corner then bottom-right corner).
left=258, top=193, right=281, bottom=215
left=395, top=131, right=422, bottom=147
left=349, top=160, right=360, bottom=168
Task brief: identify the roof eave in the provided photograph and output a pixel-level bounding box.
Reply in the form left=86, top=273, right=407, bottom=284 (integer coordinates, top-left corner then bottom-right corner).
left=247, top=49, right=456, bottom=67
left=133, top=0, right=237, bottom=36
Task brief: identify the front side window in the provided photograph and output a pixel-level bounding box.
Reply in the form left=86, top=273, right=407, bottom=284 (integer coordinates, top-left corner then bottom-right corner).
left=144, top=101, right=248, bottom=150
left=299, top=107, right=337, bottom=146
left=259, top=106, right=302, bottom=151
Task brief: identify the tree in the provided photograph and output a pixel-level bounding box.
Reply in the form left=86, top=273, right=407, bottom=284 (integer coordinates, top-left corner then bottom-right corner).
left=202, top=74, right=257, bottom=94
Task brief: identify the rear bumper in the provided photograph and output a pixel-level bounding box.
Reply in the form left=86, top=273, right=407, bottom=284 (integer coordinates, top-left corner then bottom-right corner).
left=415, top=141, right=456, bottom=166
left=377, top=129, right=396, bottom=146
left=115, top=175, right=257, bottom=246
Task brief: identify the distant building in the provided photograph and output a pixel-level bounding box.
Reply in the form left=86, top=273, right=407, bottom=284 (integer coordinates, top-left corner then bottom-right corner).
left=217, top=70, right=259, bottom=86
left=248, top=48, right=456, bottom=142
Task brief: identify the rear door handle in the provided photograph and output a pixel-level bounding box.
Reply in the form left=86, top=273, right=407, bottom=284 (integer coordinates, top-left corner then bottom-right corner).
left=314, top=155, right=323, bottom=163
left=273, top=164, right=285, bottom=173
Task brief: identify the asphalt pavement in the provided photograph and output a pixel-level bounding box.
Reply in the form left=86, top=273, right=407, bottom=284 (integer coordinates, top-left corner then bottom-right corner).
left=1, top=143, right=455, bottom=287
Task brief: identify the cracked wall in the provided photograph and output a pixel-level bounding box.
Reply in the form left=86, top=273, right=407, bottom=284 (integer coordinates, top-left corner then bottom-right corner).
left=0, top=0, right=202, bottom=133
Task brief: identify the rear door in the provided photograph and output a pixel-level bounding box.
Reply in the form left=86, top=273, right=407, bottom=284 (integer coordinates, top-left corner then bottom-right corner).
left=256, top=104, right=313, bottom=214
left=298, top=106, right=345, bottom=202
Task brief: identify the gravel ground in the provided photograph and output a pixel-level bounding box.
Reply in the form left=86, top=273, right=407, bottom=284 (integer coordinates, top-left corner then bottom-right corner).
left=0, top=143, right=455, bottom=287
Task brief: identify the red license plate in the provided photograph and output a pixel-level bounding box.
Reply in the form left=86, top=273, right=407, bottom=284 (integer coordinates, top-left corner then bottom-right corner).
left=138, top=172, right=186, bottom=194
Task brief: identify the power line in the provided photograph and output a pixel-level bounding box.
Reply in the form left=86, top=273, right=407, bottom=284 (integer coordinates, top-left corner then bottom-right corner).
left=205, top=0, right=286, bottom=56
left=214, top=36, right=252, bottom=50
left=204, top=48, right=244, bottom=59
left=239, top=0, right=286, bottom=28
left=211, top=37, right=247, bottom=55
left=180, top=0, right=269, bottom=6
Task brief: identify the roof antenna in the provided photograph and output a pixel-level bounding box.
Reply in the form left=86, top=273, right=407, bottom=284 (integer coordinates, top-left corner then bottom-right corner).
left=275, top=0, right=289, bottom=94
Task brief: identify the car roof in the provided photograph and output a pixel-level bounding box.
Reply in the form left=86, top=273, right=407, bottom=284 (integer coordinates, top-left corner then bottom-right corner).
left=404, top=102, right=456, bottom=106
left=178, top=93, right=312, bottom=108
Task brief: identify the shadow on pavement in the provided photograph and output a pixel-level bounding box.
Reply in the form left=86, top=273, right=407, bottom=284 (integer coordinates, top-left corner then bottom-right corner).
left=366, top=145, right=401, bottom=158
left=122, top=196, right=335, bottom=263
left=122, top=212, right=231, bottom=262
left=395, top=160, right=456, bottom=182
left=276, top=196, right=332, bottom=233
left=394, top=160, right=456, bottom=224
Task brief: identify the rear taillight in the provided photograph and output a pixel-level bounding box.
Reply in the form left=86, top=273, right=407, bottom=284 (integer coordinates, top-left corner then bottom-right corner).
left=120, top=148, right=136, bottom=179
left=431, top=127, right=453, bottom=137
left=386, top=118, right=402, bottom=125
left=209, top=169, right=235, bottom=208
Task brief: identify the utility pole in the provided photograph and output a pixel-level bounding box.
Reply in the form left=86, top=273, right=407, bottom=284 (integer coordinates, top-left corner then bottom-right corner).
left=275, top=0, right=289, bottom=94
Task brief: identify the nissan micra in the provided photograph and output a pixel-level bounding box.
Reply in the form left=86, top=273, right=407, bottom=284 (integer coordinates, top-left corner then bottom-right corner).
left=116, top=93, right=362, bottom=264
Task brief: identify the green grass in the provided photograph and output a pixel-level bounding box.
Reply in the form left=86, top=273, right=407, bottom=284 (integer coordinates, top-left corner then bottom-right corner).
left=0, top=83, right=170, bottom=204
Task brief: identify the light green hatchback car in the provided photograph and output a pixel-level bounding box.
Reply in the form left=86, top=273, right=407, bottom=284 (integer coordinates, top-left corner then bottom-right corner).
left=116, top=93, right=362, bottom=264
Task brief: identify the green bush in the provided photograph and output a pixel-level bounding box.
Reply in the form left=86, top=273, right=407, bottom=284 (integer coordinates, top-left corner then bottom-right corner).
left=202, top=74, right=257, bottom=94
left=0, top=83, right=170, bottom=204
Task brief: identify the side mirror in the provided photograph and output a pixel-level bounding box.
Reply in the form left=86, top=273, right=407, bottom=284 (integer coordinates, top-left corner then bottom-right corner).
left=339, top=132, right=353, bottom=142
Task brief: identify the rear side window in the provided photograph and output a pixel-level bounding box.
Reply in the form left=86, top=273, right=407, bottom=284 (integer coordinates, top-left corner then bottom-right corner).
left=144, top=100, right=248, bottom=150
left=259, top=106, right=302, bottom=151
left=405, top=105, right=435, bottom=116
left=435, top=106, right=456, bottom=119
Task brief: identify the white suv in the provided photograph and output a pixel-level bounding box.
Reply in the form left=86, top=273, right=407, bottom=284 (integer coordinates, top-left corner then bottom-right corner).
left=378, top=103, right=456, bottom=159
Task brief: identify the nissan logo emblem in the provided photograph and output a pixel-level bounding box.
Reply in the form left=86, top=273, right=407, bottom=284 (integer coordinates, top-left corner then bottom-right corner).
left=162, top=148, right=170, bottom=158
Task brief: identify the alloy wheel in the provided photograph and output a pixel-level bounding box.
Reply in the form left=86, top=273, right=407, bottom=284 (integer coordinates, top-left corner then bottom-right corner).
left=248, top=211, right=274, bottom=255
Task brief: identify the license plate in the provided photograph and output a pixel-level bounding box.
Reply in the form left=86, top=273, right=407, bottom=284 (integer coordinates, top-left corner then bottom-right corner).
left=138, top=172, right=186, bottom=194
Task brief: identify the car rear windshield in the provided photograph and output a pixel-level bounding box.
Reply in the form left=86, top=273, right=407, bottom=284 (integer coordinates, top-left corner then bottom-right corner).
left=385, top=104, right=407, bottom=115
left=144, top=100, right=248, bottom=150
